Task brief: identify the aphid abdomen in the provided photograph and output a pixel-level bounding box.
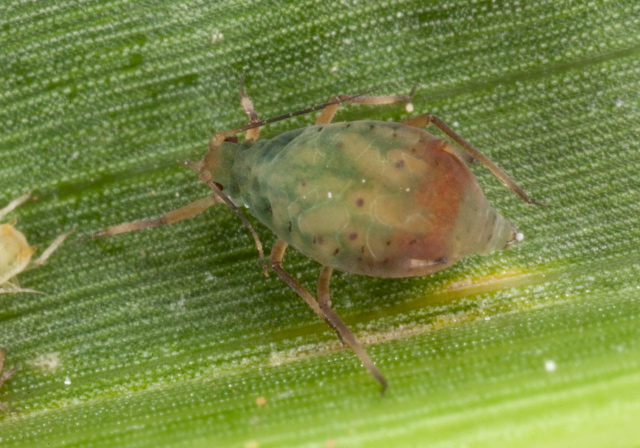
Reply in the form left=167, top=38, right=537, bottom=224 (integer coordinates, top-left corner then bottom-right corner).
left=234, top=121, right=515, bottom=278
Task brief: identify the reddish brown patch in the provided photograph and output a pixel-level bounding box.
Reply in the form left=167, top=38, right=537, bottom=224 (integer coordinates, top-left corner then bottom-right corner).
left=349, top=232, right=358, bottom=240
left=392, top=137, right=473, bottom=276
left=356, top=198, right=364, bottom=207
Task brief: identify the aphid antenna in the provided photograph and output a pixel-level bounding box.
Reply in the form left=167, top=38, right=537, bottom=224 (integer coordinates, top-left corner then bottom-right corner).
left=224, top=87, right=385, bottom=137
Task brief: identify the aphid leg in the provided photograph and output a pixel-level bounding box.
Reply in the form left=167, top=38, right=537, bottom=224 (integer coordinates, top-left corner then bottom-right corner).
left=270, top=240, right=336, bottom=329
left=0, top=287, right=42, bottom=295
left=270, top=240, right=387, bottom=392
left=0, top=348, right=19, bottom=413
left=316, top=86, right=417, bottom=125
left=32, top=230, right=73, bottom=267
left=317, top=266, right=388, bottom=393
left=0, top=190, right=33, bottom=221
left=205, top=181, right=268, bottom=277
left=88, top=195, right=223, bottom=239
left=403, top=113, right=545, bottom=206
left=239, top=75, right=261, bottom=141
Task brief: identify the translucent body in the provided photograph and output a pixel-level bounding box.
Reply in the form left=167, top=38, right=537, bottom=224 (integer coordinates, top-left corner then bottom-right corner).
left=0, top=223, right=35, bottom=287
left=218, top=120, right=515, bottom=278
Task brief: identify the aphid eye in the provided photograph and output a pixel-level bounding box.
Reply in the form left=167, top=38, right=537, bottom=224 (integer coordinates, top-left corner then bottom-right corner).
left=213, top=182, right=224, bottom=190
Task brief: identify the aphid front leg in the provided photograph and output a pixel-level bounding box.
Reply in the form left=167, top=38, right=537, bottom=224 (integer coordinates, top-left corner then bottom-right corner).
left=89, top=195, right=223, bottom=238
left=0, top=348, right=19, bottom=413
left=239, top=75, right=261, bottom=141
left=403, top=113, right=544, bottom=206
left=315, top=86, right=417, bottom=125
left=270, top=239, right=387, bottom=392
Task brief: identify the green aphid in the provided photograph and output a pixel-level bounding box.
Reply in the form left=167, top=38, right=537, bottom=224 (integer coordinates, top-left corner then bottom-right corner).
left=92, top=82, right=542, bottom=392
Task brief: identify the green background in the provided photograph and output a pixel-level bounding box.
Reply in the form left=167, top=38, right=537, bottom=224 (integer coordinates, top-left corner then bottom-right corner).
left=1, top=0, right=639, bottom=446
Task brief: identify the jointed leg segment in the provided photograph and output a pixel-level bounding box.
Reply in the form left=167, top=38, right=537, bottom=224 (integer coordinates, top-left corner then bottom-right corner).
left=270, top=239, right=387, bottom=392
left=239, top=75, right=261, bottom=141
left=316, top=86, right=417, bottom=125
left=403, top=113, right=544, bottom=206
left=0, top=191, right=32, bottom=222
left=90, top=195, right=223, bottom=238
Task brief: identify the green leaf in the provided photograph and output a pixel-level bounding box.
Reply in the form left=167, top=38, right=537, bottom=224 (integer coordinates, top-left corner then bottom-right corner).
left=1, top=0, right=639, bottom=446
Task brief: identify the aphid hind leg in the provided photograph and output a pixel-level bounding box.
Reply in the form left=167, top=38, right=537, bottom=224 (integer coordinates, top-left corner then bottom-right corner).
left=0, top=348, right=19, bottom=413
left=270, top=240, right=387, bottom=392
left=89, top=195, right=223, bottom=238
left=316, top=86, right=417, bottom=125
left=317, top=266, right=388, bottom=393
left=403, top=113, right=544, bottom=206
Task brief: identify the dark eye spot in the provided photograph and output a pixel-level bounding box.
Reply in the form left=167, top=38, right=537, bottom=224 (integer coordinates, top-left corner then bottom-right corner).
left=395, top=160, right=405, bottom=168
left=386, top=240, right=391, bottom=246
left=265, top=205, right=272, bottom=214
left=288, top=221, right=292, bottom=232
left=213, top=182, right=224, bottom=190
left=349, top=232, right=358, bottom=240
left=356, top=198, right=364, bottom=207
left=392, top=133, right=398, bottom=138
left=333, top=248, right=340, bottom=255
left=409, top=239, right=417, bottom=245
left=317, top=127, right=323, bottom=132
left=369, top=124, right=375, bottom=130
left=346, top=124, right=351, bottom=128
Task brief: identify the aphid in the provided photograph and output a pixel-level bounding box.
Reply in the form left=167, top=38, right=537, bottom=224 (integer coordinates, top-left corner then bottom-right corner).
left=91, top=81, right=542, bottom=392
left=0, top=347, right=19, bottom=413
left=0, top=191, right=72, bottom=294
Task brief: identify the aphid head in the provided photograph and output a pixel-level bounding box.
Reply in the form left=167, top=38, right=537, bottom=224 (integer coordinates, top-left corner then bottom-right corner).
left=189, top=138, right=238, bottom=192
